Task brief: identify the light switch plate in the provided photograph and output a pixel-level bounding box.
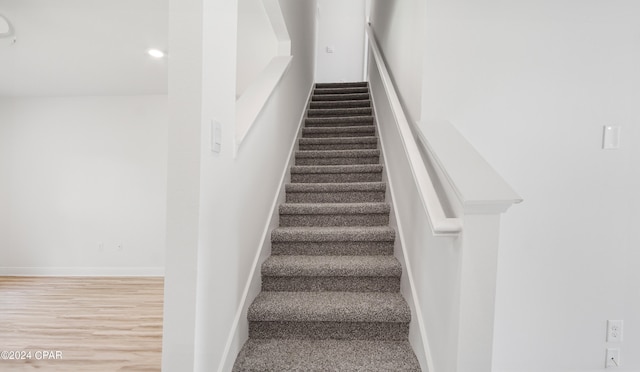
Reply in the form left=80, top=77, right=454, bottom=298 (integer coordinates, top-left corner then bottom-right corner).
left=603, top=126, right=621, bottom=149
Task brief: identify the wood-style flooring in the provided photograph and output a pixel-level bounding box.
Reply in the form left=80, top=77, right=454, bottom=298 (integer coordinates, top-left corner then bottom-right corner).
left=0, top=277, right=163, bottom=371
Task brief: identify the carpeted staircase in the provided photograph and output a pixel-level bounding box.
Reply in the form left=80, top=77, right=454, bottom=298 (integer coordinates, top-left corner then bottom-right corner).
left=233, top=82, right=421, bottom=371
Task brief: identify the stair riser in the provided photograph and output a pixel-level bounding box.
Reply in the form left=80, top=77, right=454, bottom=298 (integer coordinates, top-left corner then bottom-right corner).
left=295, top=157, right=379, bottom=166
left=280, top=214, right=389, bottom=227
left=262, top=276, right=400, bottom=292
left=316, top=82, right=368, bottom=88
left=314, top=87, right=369, bottom=95
left=304, top=116, right=373, bottom=124
left=303, top=132, right=375, bottom=138
left=307, top=116, right=373, bottom=124
left=286, top=191, right=385, bottom=203
left=291, top=173, right=382, bottom=183
left=249, top=321, right=409, bottom=340
left=271, top=242, right=394, bottom=256
left=310, top=101, right=371, bottom=109
left=233, top=340, right=421, bottom=372
left=308, top=109, right=373, bottom=117
left=312, top=93, right=370, bottom=101
left=299, top=143, right=378, bottom=151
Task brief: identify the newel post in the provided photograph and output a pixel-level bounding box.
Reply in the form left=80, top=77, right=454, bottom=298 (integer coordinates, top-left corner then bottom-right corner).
left=455, top=203, right=516, bottom=372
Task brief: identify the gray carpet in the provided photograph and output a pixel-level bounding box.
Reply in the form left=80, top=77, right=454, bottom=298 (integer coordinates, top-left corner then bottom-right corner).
left=233, top=81, right=421, bottom=371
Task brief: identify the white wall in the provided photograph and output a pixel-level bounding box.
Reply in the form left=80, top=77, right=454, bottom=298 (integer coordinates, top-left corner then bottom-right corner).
left=420, top=1, right=640, bottom=371
left=162, top=0, right=317, bottom=370
left=236, top=0, right=278, bottom=97
left=315, top=0, right=366, bottom=83
left=369, top=58, right=459, bottom=372
left=0, top=95, right=168, bottom=275
left=369, top=0, right=425, bottom=124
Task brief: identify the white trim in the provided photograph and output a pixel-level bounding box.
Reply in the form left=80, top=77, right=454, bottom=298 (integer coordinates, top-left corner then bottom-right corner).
left=371, top=88, right=436, bottom=372
left=217, top=83, right=314, bottom=372
left=0, top=267, right=164, bottom=277
left=365, top=25, right=462, bottom=236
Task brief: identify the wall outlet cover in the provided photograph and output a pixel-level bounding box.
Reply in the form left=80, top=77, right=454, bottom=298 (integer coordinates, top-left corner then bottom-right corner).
left=607, top=320, right=623, bottom=342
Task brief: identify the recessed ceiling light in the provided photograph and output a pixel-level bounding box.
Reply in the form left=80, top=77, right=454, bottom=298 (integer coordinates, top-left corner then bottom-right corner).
left=147, top=49, right=165, bottom=58
left=0, top=14, right=15, bottom=38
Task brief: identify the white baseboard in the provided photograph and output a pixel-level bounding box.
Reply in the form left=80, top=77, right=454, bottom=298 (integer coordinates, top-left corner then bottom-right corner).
left=0, top=267, right=165, bottom=277
left=216, top=83, right=314, bottom=372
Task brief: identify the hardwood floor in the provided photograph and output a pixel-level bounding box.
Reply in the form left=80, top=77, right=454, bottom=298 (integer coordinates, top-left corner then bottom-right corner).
left=0, top=277, right=163, bottom=371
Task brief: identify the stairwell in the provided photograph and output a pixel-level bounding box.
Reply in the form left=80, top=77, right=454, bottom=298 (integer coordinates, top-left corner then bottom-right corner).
left=233, top=82, right=421, bottom=371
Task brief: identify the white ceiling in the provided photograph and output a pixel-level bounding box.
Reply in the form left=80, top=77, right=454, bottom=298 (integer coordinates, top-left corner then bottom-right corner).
left=0, top=0, right=168, bottom=97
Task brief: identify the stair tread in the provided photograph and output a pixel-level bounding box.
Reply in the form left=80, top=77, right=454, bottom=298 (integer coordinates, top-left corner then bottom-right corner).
left=272, top=226, right=395, bottom=242
left=233, top=339, right=420, bottom=372
left=291, top=164, right=382, bottom=174
left=286, top=182, right=385, bottom=192
left=310, top=100, right=371, bottom=108
left=314, top=86, right=369, bottom=94
left=298, top=136, right=377, bottom=144
left=311, top=93, right=371, bottom=101
left=303, top=125, right=375, bottom=132
left=262, top=255, right=402, bottom=277
left=316, top=82, right=368, bottom=88
left=306, top=115, right=373, bottom=123
left=308, top=107, right=372, bottom=116
left=248, top=291, right=410, bottom=322
left=280, top=202, right=390, bottom=215
left=296, top=149, right=379, bottom=158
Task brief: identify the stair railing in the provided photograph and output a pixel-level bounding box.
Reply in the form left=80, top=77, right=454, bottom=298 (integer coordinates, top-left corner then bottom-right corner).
left=365, top=23, right=522, bottom=372
left=365, top=25, right=462, bottom=236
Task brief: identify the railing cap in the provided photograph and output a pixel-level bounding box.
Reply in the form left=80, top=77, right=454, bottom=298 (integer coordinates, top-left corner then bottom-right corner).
left=418, top=120, right=522, bottom=214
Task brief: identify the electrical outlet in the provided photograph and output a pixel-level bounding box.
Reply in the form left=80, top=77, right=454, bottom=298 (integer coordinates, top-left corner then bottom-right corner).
left=607, top=320, right=623, bottom=342
left=98, top=243, right=104, bottom=252
left=606, top=348, right=620, bottom=368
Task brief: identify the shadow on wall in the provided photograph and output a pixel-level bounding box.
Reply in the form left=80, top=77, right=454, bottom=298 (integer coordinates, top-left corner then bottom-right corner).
left=236, top=0, right=279, bottom=97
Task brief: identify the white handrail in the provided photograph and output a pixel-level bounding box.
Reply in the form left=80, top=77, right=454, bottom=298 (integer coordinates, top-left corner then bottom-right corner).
left=366, top=25, right=462, bottom=236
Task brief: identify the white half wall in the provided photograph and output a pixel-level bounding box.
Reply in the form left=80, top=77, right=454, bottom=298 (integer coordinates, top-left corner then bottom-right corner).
left=0, top=95, right=168, bottom=275
left=420, top=1, right=640, bottom=371
left=315, top=0, right=366, bottom=83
